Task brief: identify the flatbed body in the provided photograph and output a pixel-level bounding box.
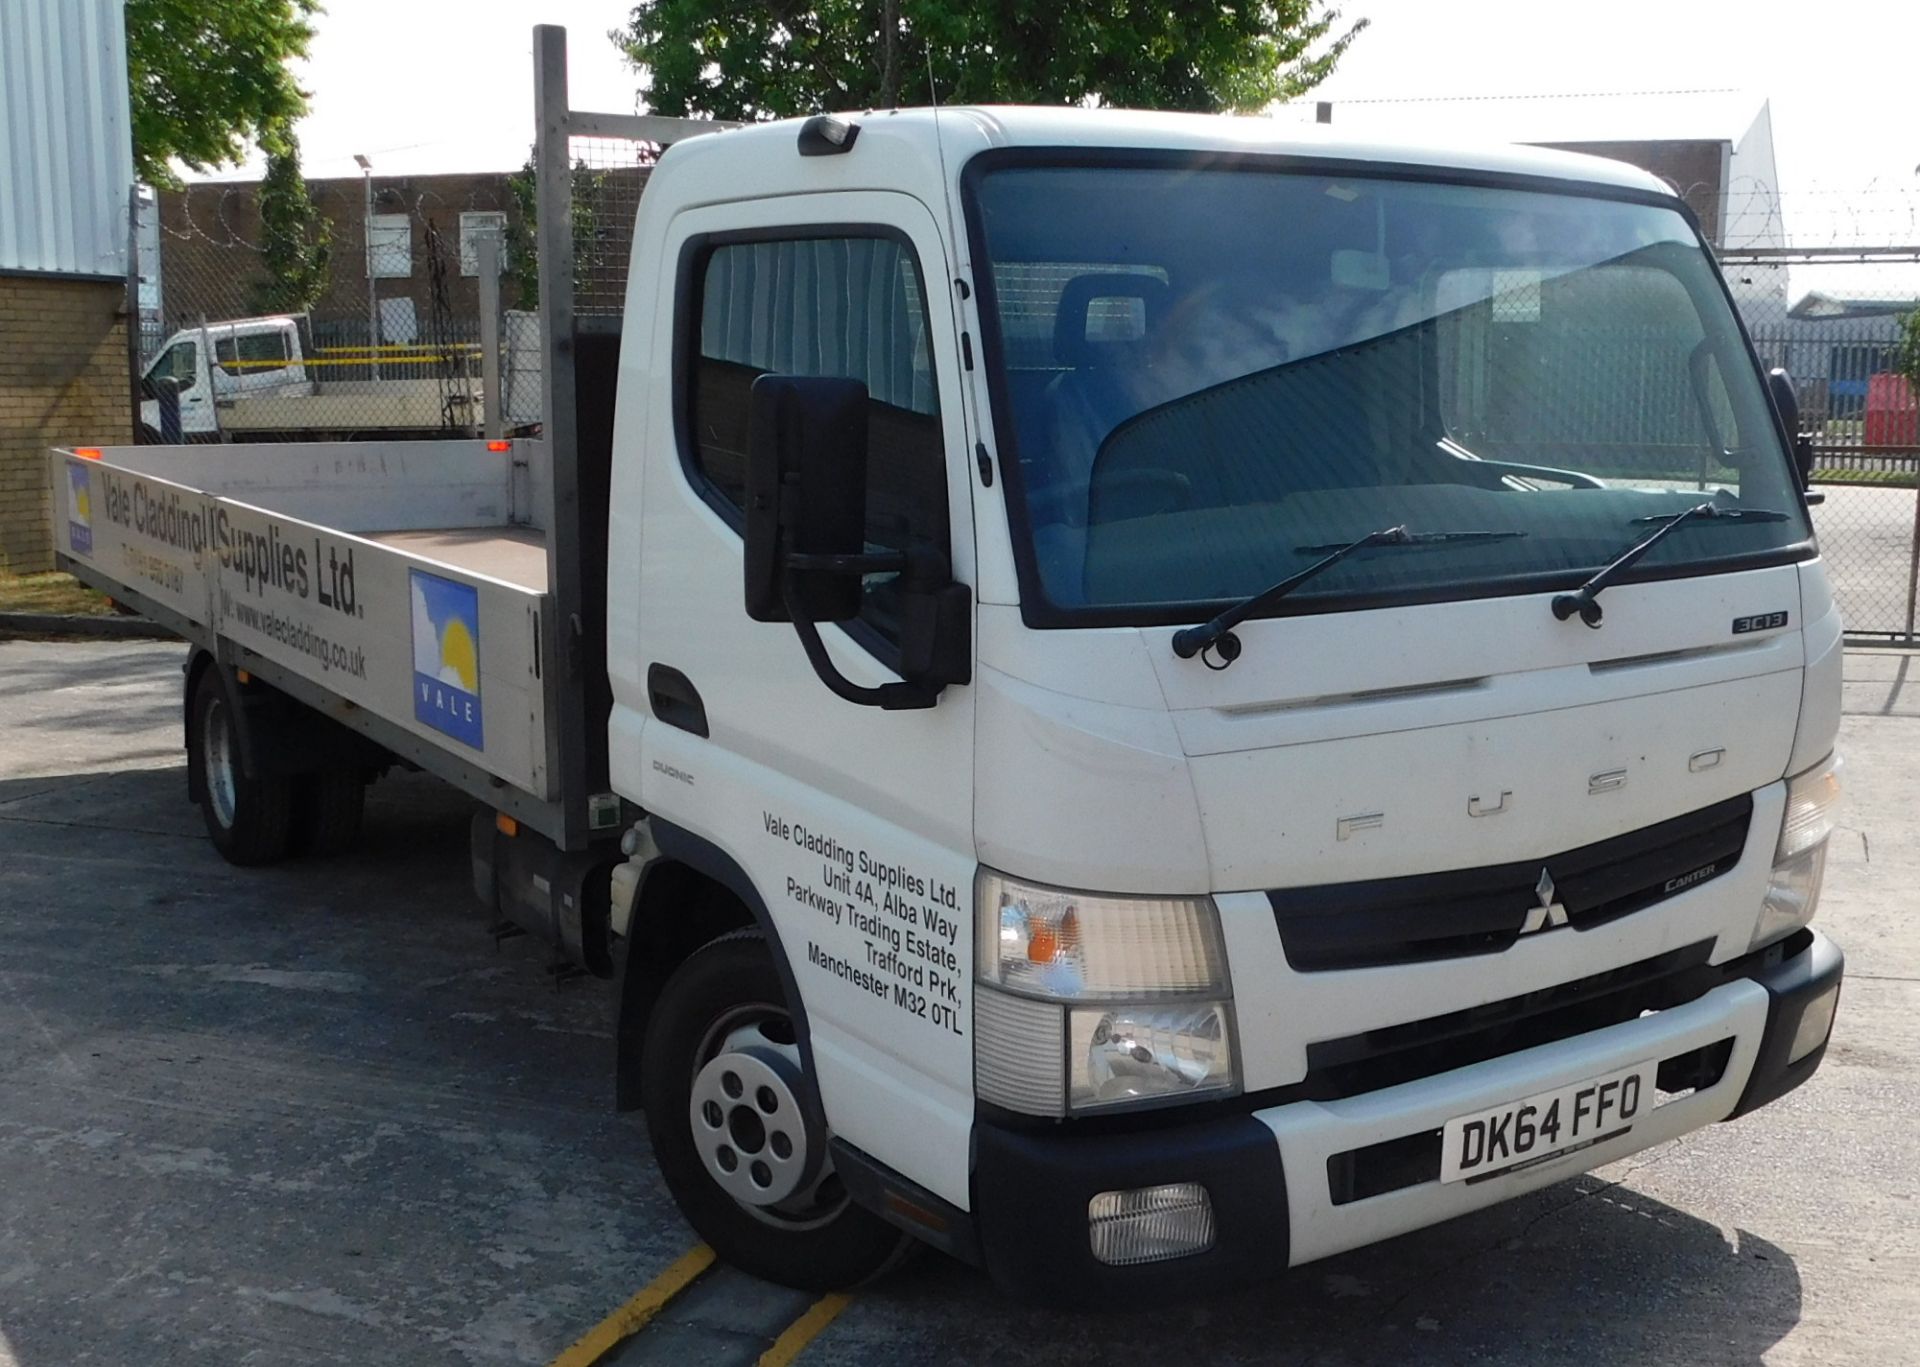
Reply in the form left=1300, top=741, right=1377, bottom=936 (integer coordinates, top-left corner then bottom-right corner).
left=49, top=440, right=573, bottom=838
left=220, top=379, right=480, bottom=438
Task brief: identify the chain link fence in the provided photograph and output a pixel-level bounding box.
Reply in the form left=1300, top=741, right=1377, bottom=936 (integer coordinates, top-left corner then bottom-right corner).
left=135, top=175, right=540, bottom=442
left=1713, top=189, right=1920, bottom=642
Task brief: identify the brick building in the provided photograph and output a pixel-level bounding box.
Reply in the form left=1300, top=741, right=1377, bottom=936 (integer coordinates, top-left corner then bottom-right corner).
left=157, top=172, right=524, bottom=340
left=154, top=164, right=651, bottom=352
left=0, top=0, right=134, bottom=574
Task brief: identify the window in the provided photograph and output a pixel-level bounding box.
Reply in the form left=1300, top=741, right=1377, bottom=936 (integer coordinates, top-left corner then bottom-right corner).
left=460, top=211, right=509, bottom=276
left=379, top=297, right=418, bottom=345
left=685, top=233, right=948, bottom=649
left=971, top=162, right=1808, bottom=618
left=150, top=340, right=197, bottom=388
left=367, top=213, right=412, bottom=279
left=214, top=331, right=291, bottom=376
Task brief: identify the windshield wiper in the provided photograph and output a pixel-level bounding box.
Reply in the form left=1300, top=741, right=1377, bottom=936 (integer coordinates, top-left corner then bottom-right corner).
left=1171, top=525, right=1528, bottom=667
left=1295, top=529, right=1527, bottom=555
left=1552, top=502, right=1791, bottom=628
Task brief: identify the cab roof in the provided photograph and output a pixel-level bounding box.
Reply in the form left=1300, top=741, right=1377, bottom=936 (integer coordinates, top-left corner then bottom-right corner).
left=658, top=104, right=1678, bottom=202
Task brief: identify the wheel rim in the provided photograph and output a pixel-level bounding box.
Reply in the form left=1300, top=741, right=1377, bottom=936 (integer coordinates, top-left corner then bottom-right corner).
left=203, top=694, right=238, bottom=829
left=687, top=1004, right=847, bottom=1230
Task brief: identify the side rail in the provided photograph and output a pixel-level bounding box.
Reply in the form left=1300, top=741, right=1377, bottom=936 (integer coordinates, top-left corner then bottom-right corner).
left=49, top=444, right=556, bottom=816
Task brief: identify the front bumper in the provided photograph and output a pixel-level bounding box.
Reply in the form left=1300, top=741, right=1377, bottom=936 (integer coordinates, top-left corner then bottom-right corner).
left=971, top=929, right=1842, bottom=1299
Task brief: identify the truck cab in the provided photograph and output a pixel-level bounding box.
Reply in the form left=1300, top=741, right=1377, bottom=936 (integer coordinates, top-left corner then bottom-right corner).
left=139, top=316, right=312, bottom=438
left=603, top=109, right=1843, bottom=1293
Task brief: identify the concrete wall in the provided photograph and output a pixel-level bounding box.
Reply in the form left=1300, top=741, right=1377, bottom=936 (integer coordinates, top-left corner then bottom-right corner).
left=0, top=274, right=129, bottom=572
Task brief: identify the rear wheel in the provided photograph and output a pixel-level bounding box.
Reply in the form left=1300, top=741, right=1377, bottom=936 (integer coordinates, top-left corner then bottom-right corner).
left=290, top=770, right=366, bottom=857
left=191, top=669, right=293, bottom=865
left=642, top=931, right=915, bottom=1290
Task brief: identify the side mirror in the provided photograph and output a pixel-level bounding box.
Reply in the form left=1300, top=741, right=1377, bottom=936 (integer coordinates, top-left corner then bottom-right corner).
left=743, top=374, right=969, bottom=710
left=1768, top=367, right=1815, bottom=490
left=744, top=374, right=869, bottom=624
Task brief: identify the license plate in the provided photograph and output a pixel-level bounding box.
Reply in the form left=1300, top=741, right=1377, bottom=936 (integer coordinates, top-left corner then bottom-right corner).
left=1440, top=1059, right=1658, bottom=1183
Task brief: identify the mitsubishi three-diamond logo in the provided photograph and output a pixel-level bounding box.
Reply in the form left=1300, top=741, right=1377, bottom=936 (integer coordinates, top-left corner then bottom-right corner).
left=1520, top=867, right=1572, bottom=934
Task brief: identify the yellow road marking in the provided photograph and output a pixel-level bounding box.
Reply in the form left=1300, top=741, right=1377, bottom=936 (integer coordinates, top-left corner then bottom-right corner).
left=757, top=1293, right=852, bottom=1367
left=546, top=1243, right=716, bottom=1367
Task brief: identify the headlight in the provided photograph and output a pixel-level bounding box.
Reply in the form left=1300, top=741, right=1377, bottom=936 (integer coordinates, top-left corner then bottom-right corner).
left=1069, top=1002, right=1235, bottom=1110
left=974, top=870, right=1237, bottom=1115
left=1752, top=755, right=1841, bottom=950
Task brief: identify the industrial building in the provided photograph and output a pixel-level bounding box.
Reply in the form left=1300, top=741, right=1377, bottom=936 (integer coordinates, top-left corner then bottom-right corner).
left=0, top=0, right=134, bottom=573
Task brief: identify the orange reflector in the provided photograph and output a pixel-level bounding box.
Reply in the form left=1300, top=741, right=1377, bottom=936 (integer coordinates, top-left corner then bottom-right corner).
left=486, top=439, right=512, bottom=452
left=74, top=447, right=102, bottom=460
left=884, top=1191, right=949, bottom=1232
left=495, top=812, right=519, bottom=837
left=235, top=669, right=251, bottom=684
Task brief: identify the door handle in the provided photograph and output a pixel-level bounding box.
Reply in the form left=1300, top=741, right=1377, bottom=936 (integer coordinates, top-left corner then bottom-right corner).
left=647, top=664, right=708, bottom=738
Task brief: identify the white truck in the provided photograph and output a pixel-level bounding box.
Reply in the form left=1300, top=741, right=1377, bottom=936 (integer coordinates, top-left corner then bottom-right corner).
left=138, top=314, right=500, bottom=441
left=52, top=43, right=1846, bottom=1298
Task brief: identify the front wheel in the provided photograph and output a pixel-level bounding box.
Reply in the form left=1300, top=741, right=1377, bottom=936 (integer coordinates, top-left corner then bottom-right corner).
left=641, top=931, right=915, bottom=1290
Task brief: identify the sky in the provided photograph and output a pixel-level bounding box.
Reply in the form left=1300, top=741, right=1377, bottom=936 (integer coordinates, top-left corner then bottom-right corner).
left=208, top=0, right=1920, bottom=244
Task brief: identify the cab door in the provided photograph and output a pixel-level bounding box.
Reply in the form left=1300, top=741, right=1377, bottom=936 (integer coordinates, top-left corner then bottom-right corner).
left=141, top=332, right=216, bottom=436
left=628, top=192, right=979, bottom=1209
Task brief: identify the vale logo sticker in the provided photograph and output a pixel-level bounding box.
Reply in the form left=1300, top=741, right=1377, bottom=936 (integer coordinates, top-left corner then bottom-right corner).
left=410, top=569, right=483, bottom=748
left=67, top=463, right=93, bottom=555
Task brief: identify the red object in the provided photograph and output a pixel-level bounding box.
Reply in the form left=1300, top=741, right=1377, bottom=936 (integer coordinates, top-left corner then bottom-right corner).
left=1865, top=373, right=1918, bottom=447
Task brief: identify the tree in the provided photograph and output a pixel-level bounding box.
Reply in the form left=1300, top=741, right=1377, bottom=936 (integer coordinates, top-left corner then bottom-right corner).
left=611, top=1, right=1366, bottom=121
left=505, top=157, right=542, bottom=310
left=1898, top=308, right=1920, bottom=398
left=504, top=151, right=656, bottom=310
left=249, top=124, right=331, bottom=315
left=127, top=0, right=320, bottom=187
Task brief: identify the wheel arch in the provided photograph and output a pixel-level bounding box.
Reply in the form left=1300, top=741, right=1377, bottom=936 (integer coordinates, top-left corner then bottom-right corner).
left=614, top=819, right=813, bottom=1113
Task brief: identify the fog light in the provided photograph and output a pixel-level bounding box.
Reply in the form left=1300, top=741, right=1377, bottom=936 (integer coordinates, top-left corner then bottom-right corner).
left=1788, top=983, right=1840, bottom=1063
left=1088, top=1182, right=1215, bottom=1266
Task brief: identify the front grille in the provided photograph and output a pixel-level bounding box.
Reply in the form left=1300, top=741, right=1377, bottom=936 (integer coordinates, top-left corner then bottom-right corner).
left=1301, top=940, right=1720, bottom=1103
left=1268, top=794, right=1753, bottom=972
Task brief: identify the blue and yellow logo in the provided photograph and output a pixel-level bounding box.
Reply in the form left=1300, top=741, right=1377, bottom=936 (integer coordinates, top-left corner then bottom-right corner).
left=67, top=463, right=93, bottom=555
left=411, top=569, right=483, bottom=748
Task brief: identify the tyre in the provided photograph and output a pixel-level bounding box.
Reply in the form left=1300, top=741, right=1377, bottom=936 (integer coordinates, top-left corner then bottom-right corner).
left=641, top=930, right=916, bottom=1290
left=289, top=770, right=366, bottom=857
left=191, top=669, right=293, bottom=865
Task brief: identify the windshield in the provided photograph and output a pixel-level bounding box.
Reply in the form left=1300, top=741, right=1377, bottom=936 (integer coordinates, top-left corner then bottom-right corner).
left=967, top=160, right=1812, bottom=620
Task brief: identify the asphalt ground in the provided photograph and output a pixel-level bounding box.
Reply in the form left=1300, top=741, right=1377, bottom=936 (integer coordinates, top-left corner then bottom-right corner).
left=0, top=639, right=1915, bottom=1366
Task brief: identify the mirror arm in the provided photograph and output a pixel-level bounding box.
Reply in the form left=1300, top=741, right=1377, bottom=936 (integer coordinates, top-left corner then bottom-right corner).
left=782, top=579, right=940, bottom=712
